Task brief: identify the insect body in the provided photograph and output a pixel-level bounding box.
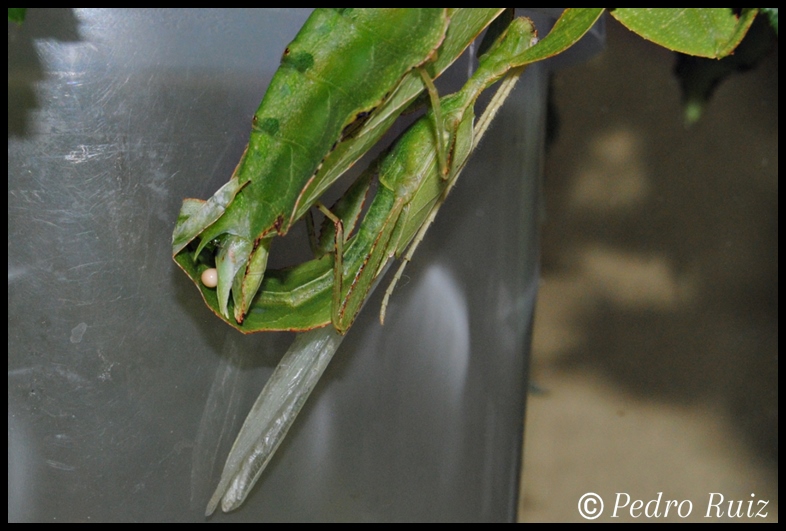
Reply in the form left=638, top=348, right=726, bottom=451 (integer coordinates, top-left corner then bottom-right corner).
left=173, top=9, right=606, bottom=335
left=172, top=8, right=505, bottom=324
left=197, top=9, right=606, bottom=514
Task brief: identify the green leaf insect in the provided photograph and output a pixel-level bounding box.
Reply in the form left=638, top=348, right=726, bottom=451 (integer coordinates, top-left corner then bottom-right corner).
left=173, top=8, right=604, bottom=335
left=172, top=8, right=506, bottom=325
left=205, top=11, right=606, bottom=513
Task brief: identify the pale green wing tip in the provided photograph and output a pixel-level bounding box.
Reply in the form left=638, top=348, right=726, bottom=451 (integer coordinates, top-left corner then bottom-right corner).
left=204, top=467, right=236, bottom=516
left=205, top=485, right=242, bottom=516
left=205, top=482, right=242, bottom=517
left=222, top=497, right=242, bottom=514
left=205, top=496, right=219, bottom=517
left=205, top=474, right=245, bottom=516
left=205, top=489, right=240, bottom=516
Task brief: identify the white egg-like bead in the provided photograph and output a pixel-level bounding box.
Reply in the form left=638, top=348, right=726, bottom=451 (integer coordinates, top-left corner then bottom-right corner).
left=201, top=268, right=218, bottom=288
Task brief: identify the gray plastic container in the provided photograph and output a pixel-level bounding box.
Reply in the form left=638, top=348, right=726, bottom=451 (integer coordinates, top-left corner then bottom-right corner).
left=8, top=9, right=601, bottom=521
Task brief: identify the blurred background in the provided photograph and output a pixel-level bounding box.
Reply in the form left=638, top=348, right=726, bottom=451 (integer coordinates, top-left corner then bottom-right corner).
left=518, top=16, right=778, bottom=522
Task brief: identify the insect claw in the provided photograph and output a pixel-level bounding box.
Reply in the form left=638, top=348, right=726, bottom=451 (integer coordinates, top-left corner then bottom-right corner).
left=233, top=238, right=271, bottom=323
left=215, top=235, right=253, bottom=320
left=172, top=178, right=247, bottom=256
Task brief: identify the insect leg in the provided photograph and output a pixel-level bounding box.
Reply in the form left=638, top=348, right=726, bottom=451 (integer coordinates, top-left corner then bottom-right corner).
left=380, top=68, right=526, bottom=324
left=314, top=201, right=345, bottom=328
left=417, top=68, right=449, bottom=177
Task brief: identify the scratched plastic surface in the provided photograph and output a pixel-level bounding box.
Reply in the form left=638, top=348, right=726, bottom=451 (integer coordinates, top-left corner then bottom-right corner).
left=8, top=9, right=601, bottom=522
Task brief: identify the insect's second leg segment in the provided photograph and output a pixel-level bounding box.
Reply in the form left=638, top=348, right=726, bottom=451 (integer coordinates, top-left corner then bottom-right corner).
left=314, top=201, right=345, bottom=328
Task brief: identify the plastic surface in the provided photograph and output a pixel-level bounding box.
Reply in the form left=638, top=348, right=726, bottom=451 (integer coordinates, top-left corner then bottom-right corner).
left=8, top=9, right=599, bottom=522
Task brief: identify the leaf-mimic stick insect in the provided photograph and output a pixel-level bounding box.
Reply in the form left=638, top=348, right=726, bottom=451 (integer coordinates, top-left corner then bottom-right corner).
left=199, top=11, right=605, bottom=513
left=172, top=8, right=507, bottom=324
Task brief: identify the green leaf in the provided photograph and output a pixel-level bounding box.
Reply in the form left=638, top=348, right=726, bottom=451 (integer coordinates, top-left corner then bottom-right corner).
left=510, top=8, right=605, bottom=64
left=675, top=15, right=778, bottom=125
left=8, top=8, right=26, bottom=24
left=611, top=8, right=758, bottom=58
